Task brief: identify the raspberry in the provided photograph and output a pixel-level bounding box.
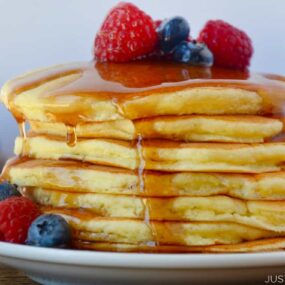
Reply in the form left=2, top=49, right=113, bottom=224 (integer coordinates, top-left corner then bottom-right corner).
left=198, top=20, right=253, bottom=70
left=0, top=197, right=41, bottom=244
left=154, top=20, right=162, bottom=30
left=94, top=2, right=157, bottom=62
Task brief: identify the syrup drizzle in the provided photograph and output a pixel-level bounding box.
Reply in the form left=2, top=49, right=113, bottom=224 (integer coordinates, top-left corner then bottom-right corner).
left=66, top=125, right=77, bottom=147
left=136, top=134, right=158, bottom=246
left=17, top=120, right=29, bottom=156
left=18, top=121, right=26, bottom=138
left=136, top=135, right=145, bottom=193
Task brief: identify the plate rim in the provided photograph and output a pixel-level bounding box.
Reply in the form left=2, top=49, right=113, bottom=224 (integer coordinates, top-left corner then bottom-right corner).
left=1, top=242, right=285, bottom=269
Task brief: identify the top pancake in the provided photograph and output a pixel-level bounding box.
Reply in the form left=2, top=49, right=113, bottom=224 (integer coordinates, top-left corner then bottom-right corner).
left=1, top=61, right=285, bottom=125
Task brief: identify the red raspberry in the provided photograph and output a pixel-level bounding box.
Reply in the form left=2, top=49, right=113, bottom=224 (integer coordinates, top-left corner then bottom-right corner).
left=0, top=197, right=41, bottom=244
left=198, top=20, right=253, bottom=70
left=154, top=20, right=162, bottom=30
left=94, top=2, right=157, bottom=62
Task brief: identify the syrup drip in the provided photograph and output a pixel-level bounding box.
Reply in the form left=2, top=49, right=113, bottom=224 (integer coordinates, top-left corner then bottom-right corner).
left=66, top=125, right=77, bottom=147
left=17, top=121, right=29, bottom=156
left=136, top=134, right=159, bottom=246
left=136, top=135, right=145, bottom=193
left=18, top=121, right=26, bottom=138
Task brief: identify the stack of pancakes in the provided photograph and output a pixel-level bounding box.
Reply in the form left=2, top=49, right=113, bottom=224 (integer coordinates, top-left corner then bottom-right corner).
left=2, top=61, right=285, bottom=252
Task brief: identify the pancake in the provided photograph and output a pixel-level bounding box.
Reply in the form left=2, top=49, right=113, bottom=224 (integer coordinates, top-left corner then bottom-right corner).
left=29, top=188, right=285, bottom=232
left=14, top=135, right=285, bottom=172
left=41, top=207, right=278, bottom=246
left=5, top=158, right=285, bottom=199
left=30, top=115, right=283, bottom=143
left=3, top=61, right=285, bottom=254
left=73, top=238, right=285, bottom=253
left=2, top=61, right=285, bottom=125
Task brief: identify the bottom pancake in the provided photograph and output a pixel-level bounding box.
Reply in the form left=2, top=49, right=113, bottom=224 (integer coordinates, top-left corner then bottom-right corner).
left=73, top=237, right=285, bottom=253
left=42, top=207, right=278, bottom=246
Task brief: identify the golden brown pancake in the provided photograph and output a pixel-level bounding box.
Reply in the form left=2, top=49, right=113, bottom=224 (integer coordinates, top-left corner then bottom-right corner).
left=41, top=207, right=278, bottom=246
left=5, top=158, right=285, bottom=199
left=30, top=115, right=283, bottom=143
left=2, top=61, right=285, bottom=125
left=28, top=188, right=285, bottom=232
left=73, top=238, right=285, bottom=253
left=14, top=135, right=285, bottom=172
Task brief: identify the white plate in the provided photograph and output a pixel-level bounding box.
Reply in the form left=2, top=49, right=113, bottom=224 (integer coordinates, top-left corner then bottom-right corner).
left=0, top=242, right=285, bottom=285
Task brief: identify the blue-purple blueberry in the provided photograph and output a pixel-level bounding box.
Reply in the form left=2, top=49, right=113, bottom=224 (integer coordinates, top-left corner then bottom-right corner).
left=157, top=16, right=190, bottom=53
left=26, top=214, right=71, bottom=248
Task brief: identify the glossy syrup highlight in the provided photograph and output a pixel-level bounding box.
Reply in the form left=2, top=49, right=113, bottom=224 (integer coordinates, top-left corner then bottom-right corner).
left=4, top=61, right=285, bottom=126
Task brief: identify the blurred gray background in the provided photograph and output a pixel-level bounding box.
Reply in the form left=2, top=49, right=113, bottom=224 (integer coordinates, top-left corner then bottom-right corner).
left=0, top=0, right=284, bottom=164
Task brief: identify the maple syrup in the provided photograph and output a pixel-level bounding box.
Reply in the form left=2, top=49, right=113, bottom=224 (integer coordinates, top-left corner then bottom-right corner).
left=66, top=126, right=77, bottom=147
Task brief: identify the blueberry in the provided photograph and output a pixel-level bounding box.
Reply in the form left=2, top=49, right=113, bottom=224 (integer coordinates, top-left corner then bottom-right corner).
left=188, top=42, right=214, bottom=67
left=173, top=41, right=192, bottom=63
left=157, top=16, right=190, bottom=53
left=0, top=182, right=20, bottom=201
left=173, top=41, right=214, bottom=67
left=26, top=214, right=71, bottom=248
